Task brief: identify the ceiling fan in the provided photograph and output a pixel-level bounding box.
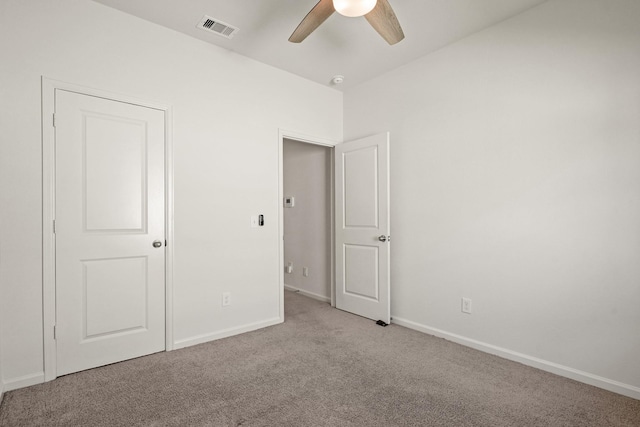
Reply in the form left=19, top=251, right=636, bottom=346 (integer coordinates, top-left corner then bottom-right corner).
left=289, top=0, right=405, bottom=45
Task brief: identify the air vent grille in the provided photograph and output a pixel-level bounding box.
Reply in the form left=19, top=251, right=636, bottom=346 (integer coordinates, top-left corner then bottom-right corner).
left=197, top=15, right=238, bottom=39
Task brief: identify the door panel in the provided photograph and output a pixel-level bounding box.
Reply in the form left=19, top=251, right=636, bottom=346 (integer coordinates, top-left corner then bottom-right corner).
left=335, top=133, right=390, bottom=323
left=84, top=114, right=147, bottom=232
left=344, top=244, right=379, bottom=300
left=83, top=256, right=148, bottom=338
left=55, top=89, right=165, bottom=376
left=343, top=146, right=378, bottom=228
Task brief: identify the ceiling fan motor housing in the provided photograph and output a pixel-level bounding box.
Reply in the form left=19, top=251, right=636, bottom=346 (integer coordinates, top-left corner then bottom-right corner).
left=333, top=0, right=377, bottom=17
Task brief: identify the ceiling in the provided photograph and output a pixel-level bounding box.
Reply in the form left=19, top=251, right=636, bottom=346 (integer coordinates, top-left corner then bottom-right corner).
left=92, top=0, right=548, bottom=91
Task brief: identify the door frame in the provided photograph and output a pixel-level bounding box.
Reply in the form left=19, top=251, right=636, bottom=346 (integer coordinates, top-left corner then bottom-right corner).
left=278, top=129, right=338, bottom=319
left=41, top=77, right=175, bottom=381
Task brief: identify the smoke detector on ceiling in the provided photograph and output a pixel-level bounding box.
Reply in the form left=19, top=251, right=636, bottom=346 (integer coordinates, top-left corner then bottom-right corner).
left=331, top=75, right=345, bottom=85
left=197, top=15, right=239, bottom=39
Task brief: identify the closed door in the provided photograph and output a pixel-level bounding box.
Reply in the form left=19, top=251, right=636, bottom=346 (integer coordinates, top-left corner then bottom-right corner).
left=335, top=132, right=390, bottom=323
left=55, top=89, right=166, bottom=376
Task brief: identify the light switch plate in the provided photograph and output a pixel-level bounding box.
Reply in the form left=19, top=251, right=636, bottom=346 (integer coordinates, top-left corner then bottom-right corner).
left=284, top=196, right=295, bottom=208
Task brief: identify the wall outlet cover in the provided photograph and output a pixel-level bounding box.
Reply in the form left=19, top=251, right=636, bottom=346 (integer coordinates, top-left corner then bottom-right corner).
left=222, top=292, right=231, bottom=306
left=462, top=297, right=472, bottom=314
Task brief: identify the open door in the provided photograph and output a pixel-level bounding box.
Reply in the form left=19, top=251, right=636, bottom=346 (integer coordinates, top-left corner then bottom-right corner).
left=335, top=132, right=390, bottom=323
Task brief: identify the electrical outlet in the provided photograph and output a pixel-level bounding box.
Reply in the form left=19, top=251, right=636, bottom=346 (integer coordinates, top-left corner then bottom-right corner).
left=461, top=297, right=472, bottom=314
left=222, top=292, right=231, bottom=307
left=303, top=267, right=309, bottom=277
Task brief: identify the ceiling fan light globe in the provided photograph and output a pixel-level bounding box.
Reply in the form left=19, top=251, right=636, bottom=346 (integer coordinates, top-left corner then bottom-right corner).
left=333, top=0, right=377, bottom=17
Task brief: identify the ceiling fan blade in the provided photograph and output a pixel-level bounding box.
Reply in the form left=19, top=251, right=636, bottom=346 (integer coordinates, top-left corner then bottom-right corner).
left=289, top=0, right=335, bottom=43
left=365, top=0, right=404, bottom=45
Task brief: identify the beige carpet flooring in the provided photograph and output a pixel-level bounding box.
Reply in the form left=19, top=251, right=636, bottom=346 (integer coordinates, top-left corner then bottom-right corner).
left=1, top=290, right=639, bottom=426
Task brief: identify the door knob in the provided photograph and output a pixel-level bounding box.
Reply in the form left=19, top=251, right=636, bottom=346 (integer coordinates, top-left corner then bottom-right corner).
left=378, top=235, right=388, bottom=242
left=153, top=240, right=163, bottom=248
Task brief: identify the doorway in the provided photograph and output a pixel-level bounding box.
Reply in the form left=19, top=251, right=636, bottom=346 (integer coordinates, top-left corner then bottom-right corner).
left=282, top=138, right=333, bottom=306
left=278, top=131, right=391, bottom=324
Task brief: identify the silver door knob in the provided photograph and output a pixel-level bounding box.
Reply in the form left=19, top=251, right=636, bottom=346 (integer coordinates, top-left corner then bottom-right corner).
left=378, top=235, right=388, bottom=242
left=153, top=240, right=163, bottom=248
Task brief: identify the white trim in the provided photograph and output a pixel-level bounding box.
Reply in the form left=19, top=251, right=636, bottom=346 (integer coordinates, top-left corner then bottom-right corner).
left=278, top=129, right=338, bottom=319
left=284, top=284, right=331, bottom=303
left=173, top=317, right=283, bottom=349
left=3, top=372, right=45, bottom=392
left=278, top=131, right=285, bottom=322
left=164, top=107, right=175, bottom=352
left=42, top=78, right=57, bottom=381
left=41, top=77, right=175, bottom=381
left=329, top=152, right=335, bottom=308
left=279, top=129, right=339, bottom=148
left=392, top=316, right=640, bottom=401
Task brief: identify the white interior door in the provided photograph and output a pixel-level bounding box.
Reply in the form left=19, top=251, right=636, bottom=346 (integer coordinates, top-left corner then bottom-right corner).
left=335, top=132, right=390, bottom=323
left=55, top=89, right=166, bottom=376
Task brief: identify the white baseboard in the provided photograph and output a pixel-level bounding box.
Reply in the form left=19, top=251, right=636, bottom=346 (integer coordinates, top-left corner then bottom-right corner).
left=173, top=317, right=283, bottom=350
left=284, top=284, right=331, bottom=303
left=392, top=316, right=640, bottom=401
left=3, top=372, right=45, bottom=393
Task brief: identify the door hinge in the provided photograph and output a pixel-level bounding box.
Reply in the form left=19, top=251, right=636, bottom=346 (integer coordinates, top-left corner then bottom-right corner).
left=53, top=325, right=56, bottom=339
left=53, top=113, right=56, bottom=127
left=165, top=240, right=167, bottom=247
left=53, top=219, right=56, bottom=233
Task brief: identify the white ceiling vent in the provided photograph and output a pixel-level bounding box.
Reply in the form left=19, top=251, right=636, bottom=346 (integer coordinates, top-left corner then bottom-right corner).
left=197, top=15, right=238, bottom=39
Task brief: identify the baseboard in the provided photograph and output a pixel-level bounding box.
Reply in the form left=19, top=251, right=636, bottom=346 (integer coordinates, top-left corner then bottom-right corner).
left=392, top=317, right=640, bottom=401
left=0, top=379, right=4, bottom=403
left=284, top=284, right=331, bottom=303
left=173, top=317, right=283, bottom=350
left=3, top=372, right=45, bottom=393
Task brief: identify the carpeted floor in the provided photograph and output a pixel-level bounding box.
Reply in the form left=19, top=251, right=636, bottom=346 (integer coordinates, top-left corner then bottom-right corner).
left=1, top=290, right=639, bottom=426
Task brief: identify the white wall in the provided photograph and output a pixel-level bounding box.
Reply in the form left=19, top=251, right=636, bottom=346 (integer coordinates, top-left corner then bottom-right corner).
left=344, top=0, right=640, bottom=398
left=283, top=139, right=332, bottom=301
left=0, top=0, right=342, bottom=390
